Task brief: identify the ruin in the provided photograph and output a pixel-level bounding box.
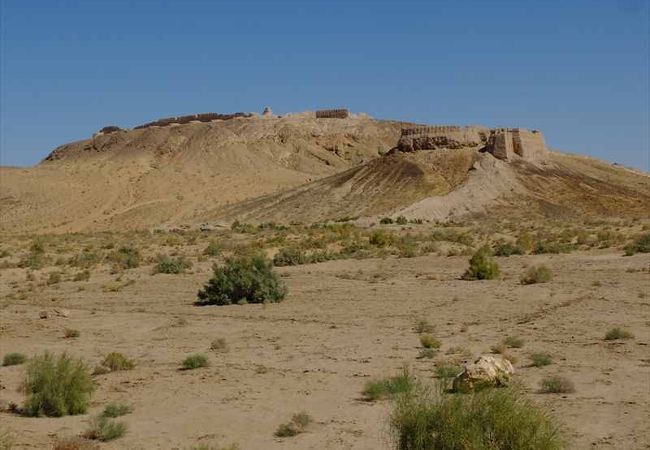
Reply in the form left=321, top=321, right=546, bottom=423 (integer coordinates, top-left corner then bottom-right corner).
left=98, top=126, right=122, bottom=134
left=396, top=125, right=487, bottom=152
left=484, top=128, right=548, bottom=161
left=133, top=112, right=252, bottom=130
left=315, top=109, right=349, bottom=119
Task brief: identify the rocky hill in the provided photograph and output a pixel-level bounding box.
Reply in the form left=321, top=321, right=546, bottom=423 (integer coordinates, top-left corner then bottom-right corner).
left=0, top=110, right=647, bottom=233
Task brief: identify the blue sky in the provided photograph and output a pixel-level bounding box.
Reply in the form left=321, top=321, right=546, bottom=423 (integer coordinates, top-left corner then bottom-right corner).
left=1, top=0, right=648, bottom=169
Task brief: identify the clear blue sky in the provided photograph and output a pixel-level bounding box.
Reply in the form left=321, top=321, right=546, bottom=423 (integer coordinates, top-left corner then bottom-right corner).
left=1, top=0, right=648, bottom=169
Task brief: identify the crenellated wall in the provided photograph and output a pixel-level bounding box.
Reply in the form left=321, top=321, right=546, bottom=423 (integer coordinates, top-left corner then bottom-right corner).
left=315, top=109, right=349, bottom=119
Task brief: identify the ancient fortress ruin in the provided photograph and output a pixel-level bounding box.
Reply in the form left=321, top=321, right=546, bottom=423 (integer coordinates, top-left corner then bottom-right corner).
left=397, top=124, right=547, bottom=161
left=315, top=108, right=349, bottom=119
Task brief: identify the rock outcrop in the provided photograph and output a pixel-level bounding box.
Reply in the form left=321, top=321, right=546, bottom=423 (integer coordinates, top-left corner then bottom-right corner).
left=452, top=355, right=515, bottom=392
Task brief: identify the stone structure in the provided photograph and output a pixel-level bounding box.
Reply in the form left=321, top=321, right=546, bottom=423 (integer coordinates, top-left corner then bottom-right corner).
left=397, top=125, right=487, bottom=152
left=133, top=112, right=252, bottom=130
left=262, top=106, right=273, bottom=117
left=485, top=128, right=547, bottom=161
left=98, top=126, right=122, bottom=134
left=315, top=108, right=349, bottom=119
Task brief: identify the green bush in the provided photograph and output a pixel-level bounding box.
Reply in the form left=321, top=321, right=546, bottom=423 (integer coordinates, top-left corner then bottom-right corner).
left=391, top=385, right=567, bottom=450
left=99, top=352, right=135, bottom=372
left=3, top=352, right=27, bottom=366
left=363, top=369, right=416, bottom=401
left=395, top=216, right=408, bottom=225
left=153, top=255, right=192, bottom=274
left=624, top=233, right=650, bottom=255
left=203, top=240, right=220, bottom=257
left=529, top=352, right=553, bottom=367
left=196, top=254, right=287, bottom=306
left=604, top=327, right=634, bottom=340
left=369, top=230, right=394, bottom=247
left=69, top=250, right=101, bottom=268
left=22, top=352, right=94, bottom=417
left=109, top=245, right=140, bottom=269
left=273, top=247, right=308, bottom=266
left=534, top=241, right=574, bottom=255
left=539, top=376, right=575, bottom=394
left=380, top=217, right=394, bottom=225
left=414, top=319, right=435, bottom=334
left=102, top=402, right=132, bottom=418
left=503, top=336, right=525, bottom=348
left=84, top=415, right=127, bottom=441
left=182, top=354, right=209, bottom=370
left=274, top=412, right=312, bottom=437
left=420, top=335, right=441, bottom=349
left=463, top=246, right=500, bottom=280
left=73, top=270, right=91, bottom=282
left=493, top=241, right=524, bottom=257
left=434, top=362, right=462, bottom=379
left=64, top=328, right=80, bottom=339
left=521, top=265, right=552, bottom=284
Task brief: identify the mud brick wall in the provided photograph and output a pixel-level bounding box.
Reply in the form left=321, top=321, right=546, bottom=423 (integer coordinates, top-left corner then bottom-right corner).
left=315, top=109, right=349, bottom=119
left=133, top=112, right=252, bottom=130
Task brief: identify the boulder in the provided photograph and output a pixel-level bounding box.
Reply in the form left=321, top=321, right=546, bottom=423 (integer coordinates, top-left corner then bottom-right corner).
left=452, top=354, right=514, bottom=392
left=38, top=310, right=48, bottom=319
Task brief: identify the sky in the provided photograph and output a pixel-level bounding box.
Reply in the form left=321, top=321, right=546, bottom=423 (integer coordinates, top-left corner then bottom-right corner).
left=1, top=0, right=648, bottom=169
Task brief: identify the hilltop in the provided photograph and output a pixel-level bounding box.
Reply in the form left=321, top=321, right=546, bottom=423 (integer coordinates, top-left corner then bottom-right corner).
left=0, top=109, right=647, bottom=233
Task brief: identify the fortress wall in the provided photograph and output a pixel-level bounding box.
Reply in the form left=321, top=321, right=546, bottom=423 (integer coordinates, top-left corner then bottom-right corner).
left=486, top=128, right=547, bottom=161
left=315, top=109, right=349, bottom=119
left=133, top=112, right=252, bottom=130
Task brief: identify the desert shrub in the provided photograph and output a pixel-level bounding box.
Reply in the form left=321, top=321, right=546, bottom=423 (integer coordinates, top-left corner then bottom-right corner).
left=0, top=248, right=9, bottom=258
left=273, top=247, right=308, bottom=266
left=530, top=352, right=553, bottom=367
left=490, top=342, right=507, bottom=354
left=196, top=254, right=287, bottom=306
left=3, top=352, right=27, bottom=366
left=380, top=217, right=394, bottom=225
left=102, top=402, right=132, bottom=418
left=521, top=265, right=552, bottom=284
left=83, top=415, right=127, bottom=441
left=418, top=348, right=438, bottom=359
left=203, top=240, right=220, bottom=257
left=274, top=412, right=312, bottom=437
left=395, top=215, right=408, bottom=225
left=420, top=335, right=441, bottom=349
left=430, top=228, right=473, bottom=246
left=493, top=241, right=524, bottom=257
left=210, top=338, right=228, bottom=352
left=99, top=352, right=135, bottom=372
left=109, top=245, right=140, bottom=269
left=231, top=220, right=256, bottom=233
left=391, top=385, right=566, bottom=450
left=414, top=319, right=435, bottom=334
left=73, top=270, right=91, bottom=282
left=182, top=354, right=209, bottom=370
left=152, top=255, right=192, bottom=274
left=46, top=272, right=62, bottom=285
left=533, top=240, right=574, bottom=255
left=69, top=250, right=101, bottom=268
left=52, top=436, right=100, bottom=450
left=22, top=352, right=94, bottom=417
left=64, top=328, right=80, bottom=339
left=434, top=362, right=462, bottom=379
left=19, top=246, right=47, bottom=269
left=363, top=369, right=416, bottom=401
left=624, top=233, right=650, bottom=255
left=463, top=246, right=500, bottom=280
left=539, top=376, right=575, bottom=394
left=604, top=327, right=634, bottom=340
left=503, top=336, right=525, bottom=348
left=369, top=230, right=394, bottom=247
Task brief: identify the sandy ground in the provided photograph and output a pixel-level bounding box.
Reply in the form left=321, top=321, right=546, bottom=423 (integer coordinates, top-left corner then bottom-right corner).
left=1, top=248, right=648, bottom=449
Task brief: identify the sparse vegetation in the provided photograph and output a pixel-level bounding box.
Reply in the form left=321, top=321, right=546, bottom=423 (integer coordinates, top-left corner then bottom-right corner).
left=109, top=245, right=140, bottom=270
left=83, top=415, right=127, bottom=441
left=362, top=369, right=416, bottom=401
left=0, top=429, right=12, bottom=450
left=274, top=412, right=312, bottom=437
left=98, top=352, right=135, bottom=372
left=539, top=375, right=575, bottom=394
left=3, top=352, right=27, bottom=366
left=52, top=436, right=100, bottom=450
left=521, top=265, right=553, bottom=284
left=503, top=335, right=525, bottom=348
left=22, top=352, right=94, bottom=417
left=152, top=255, right=192, bottom=274
left=210, top=338, right=228, bottom=352
left=604, top=327, right=634, bottom=341
left=101, top=402, right=132, bottom=418
left=203, top=240, right=220, bottom=257
left=493, top=241, right=525, bottom=257
left=47, top=272, right=62, bottom=285
left=530, top=352, right=553, bottom=367
left=273, top=246, right=308, bottom=266
left=414, top=319, right=435, bottom=334
left=463, top=246, right=500, bottom=280
left=624, top=232, right=650, bottom=255
left=434, top=362, right=462, bottom=379
left=182, top=354, right=209, bottom=370
left=391, top=384, right=567, bottom=449
left=380, top=217, right=394, bottom=225
left=73, top=270, right=91, bottom=282
left=419, top=334, right=441, bottom=349
left=64, top=328, right=80, bottom=339
left=196, top=254, right=287, bottom=306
